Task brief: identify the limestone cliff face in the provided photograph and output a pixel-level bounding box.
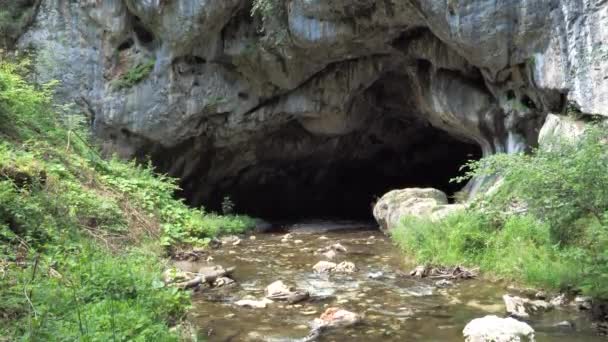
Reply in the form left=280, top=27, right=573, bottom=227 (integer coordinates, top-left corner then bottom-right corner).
left=14, top=0, right=608, bottom=215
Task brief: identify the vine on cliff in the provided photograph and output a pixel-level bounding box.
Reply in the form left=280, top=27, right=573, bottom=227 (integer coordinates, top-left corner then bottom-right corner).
left=251, top=0, right=290, bottom=47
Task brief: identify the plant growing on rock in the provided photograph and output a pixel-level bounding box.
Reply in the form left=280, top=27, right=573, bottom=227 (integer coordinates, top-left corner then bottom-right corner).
left=394, top=125, right=608, bottom=298
left=111, top=59, right=155, bottom=90
left=251, top=0, right=290, bottom=47
left=251, top=0, right=282, bottom=25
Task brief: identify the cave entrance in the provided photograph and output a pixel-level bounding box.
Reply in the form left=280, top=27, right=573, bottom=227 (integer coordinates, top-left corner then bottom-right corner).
left=205, top=121, right=482, bottom=221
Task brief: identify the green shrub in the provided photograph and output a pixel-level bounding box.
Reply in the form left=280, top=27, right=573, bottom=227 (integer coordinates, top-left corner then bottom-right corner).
left=1, top=243, right=189, bottom=340
left=392, top=211, right=493, bottom=266
left=0, top=59, right=254, bottom=338
left=251, top=0, right=281, bottom=24
left=111, top=59, right=155, bottom=90
left=101, top=158, right=256, bottom=247
left=464, top=127, right=608, bottom=244
left=394, top=125, right=608, bottom=297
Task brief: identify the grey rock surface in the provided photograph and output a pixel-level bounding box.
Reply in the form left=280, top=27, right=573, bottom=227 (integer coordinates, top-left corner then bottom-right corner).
left=373, top=188, right=464, bottom=232
left=13, top=0, right=608, bottom=215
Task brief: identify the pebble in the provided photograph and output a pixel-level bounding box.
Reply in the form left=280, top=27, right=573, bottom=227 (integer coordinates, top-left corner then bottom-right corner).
left=249, top=235, right=256, bottom=240
left=435, top=279, right=454, bottom=288
left=224, top=313, right=236, bottom=318
left=319, top=236, right=329, bottom=240
left=294, top=240, right=304, bottom=244
left=553, top=321, right=575, bottom=330
left=550, top=294, right=568, bottom=306
left=235, top=298, right=273, bottom=308
left=323, top=250, right=337, bottom=260
left=367, top=271, right=384, bottom=279
left=575, top=296, right=592, bottom=310
left=228, top=250, right=236, bottom=255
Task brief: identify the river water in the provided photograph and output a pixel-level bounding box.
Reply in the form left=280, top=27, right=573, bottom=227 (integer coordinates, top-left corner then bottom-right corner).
left=186, top=221, right=603, bottom=341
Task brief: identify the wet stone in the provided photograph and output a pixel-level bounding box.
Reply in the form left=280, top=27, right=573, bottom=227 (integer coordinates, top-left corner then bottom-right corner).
left=187, top=223, right=600, bottom=341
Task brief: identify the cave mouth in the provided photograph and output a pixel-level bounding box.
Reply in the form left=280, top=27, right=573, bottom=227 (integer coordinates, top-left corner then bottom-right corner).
left=203, top=123, right=482, bottom=221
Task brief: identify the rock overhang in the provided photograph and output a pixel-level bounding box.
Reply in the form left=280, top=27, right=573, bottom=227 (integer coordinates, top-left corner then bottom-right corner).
left=15, top=0, right=608, bottom=217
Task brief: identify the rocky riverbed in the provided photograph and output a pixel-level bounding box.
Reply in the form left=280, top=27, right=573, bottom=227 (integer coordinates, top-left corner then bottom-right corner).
left=173, top=222, right=603, bottom=341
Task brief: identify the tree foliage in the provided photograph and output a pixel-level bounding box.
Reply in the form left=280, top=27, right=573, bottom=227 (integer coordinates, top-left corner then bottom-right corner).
left=0, top=60, right=254, bottom=338
left=395, top=125, right=608, bottom=298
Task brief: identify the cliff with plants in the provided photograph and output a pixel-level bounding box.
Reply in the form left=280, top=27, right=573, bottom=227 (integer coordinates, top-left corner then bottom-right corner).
left=9, top=0, right=607, bottom=216
left=3, top=0, right=608, bottom=339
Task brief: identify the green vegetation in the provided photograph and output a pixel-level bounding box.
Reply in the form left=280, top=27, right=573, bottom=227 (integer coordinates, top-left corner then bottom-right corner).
left=251, top=0, right=281, bottom=25
left=0, top=0, right=37, bottom=49
left=505, top=98, right=530, bottom=112
left=392, top=126, right=608, bottom=298
left=0, top=60, right=254, bottom=339
left=111, top=59, right=155, bottom=90
left=565, top=101, right=584, bottom=119
left=250, top=0, right=290, bottom=47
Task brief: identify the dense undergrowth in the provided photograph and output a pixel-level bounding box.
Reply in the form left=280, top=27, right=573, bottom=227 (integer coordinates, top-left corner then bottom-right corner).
left=0, top=61, right=254, bottom=340
left=392, top=126, right=608, bottom=298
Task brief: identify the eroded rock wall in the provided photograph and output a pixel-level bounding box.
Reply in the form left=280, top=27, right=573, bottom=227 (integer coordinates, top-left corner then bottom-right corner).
left=14, top=0, right=608, bottom=210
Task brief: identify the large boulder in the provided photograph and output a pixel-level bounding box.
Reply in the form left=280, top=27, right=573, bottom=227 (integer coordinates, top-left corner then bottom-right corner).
left=373, top=188, right=464, bottom=233
left=463, top=315, right=535, bottom=342
left=538, top=114, right=586, bottom=150
left=313, top=308, right=361, bottom=329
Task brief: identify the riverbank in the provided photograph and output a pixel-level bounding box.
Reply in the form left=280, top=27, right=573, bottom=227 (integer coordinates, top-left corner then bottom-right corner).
left=178, top=222, right=602, bottom=341
left=389, top=126, right=608, bottom=318
left=0, top=61, right=255, bottom=339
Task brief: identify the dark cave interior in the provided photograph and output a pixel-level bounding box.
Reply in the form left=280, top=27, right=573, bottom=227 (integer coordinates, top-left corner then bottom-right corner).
left=202, top=124, right=482, bottom=220
left=142, top=70, right=487, bottom=222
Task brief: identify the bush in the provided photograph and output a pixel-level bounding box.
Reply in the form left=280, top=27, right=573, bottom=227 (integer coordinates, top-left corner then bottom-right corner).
left=0, top=60, right=254, bottom=338
left=463, top=127, right=608, bottom=243
left=111, top=59, right=155, bottom=90
left=393, top=125, right=608, bottom=298
left=1, top=244, right=189, bottom=340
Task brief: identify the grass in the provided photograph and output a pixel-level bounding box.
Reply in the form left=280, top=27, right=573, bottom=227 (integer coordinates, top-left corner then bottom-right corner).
left=111, top=59, right=155, bottom=90
left=0, top=60, right=255, bottom=339
left=392, top=125, right=608, bottom=298
left=392, top=213, right=583, bottom=292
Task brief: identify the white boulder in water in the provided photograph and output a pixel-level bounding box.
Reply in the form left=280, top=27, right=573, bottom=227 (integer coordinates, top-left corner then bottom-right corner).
left=463, top=315, right=535, bottom=342
left=235, top=297, right=273, bottom=309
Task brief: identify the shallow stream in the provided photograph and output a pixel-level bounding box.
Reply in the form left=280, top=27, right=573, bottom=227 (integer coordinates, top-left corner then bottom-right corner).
left=186, top=221, right=602, bottom=341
